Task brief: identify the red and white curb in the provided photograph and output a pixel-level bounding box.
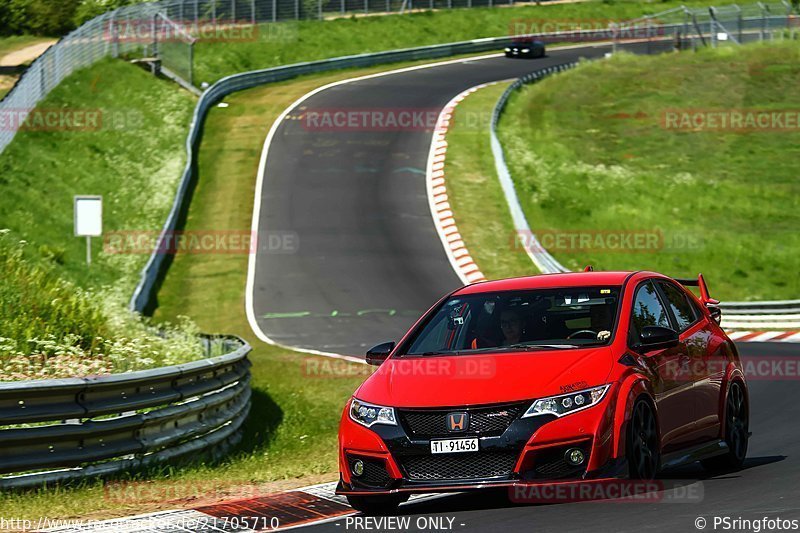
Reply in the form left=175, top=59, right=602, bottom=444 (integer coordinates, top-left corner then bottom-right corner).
left=39, top=482, right=446, bottom=532
left=726, top=330, right=800, bottom=343
left=426, top=83, right=498, bottom=286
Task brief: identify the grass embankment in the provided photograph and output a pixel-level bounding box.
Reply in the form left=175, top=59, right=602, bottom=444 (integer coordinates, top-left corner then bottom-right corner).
left=495, top=43, right=800, bottom=301
left=192, top=0, right=718, bottom=84
left=0, top=59, right=203, bottom=376
left=0, top=59, right=194, bottom=289
left=0, top=233, right=203, bottom=379
left=1, top=59, right=474, bottom=521
left=441, top=44, right=800, bottom=301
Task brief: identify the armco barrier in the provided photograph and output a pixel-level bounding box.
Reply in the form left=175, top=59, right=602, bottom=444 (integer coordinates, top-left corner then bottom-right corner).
left=0, top=336, right=251, bottom=490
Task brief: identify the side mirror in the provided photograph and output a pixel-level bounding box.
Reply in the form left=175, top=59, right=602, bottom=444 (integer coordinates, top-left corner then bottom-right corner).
left=366, top=341, right=395, bottom=366
left=707, top=304, right=722, bottom=325
left=638, top=326, right=679, bottom=352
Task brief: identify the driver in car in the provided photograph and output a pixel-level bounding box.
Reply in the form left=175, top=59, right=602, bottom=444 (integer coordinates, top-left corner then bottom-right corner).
left=590, top=304, right=613, bottom=341
left=499, top=309, right=525, bottom=346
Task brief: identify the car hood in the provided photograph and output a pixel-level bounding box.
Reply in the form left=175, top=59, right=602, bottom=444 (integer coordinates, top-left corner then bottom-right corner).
left=355, top=347, right=614, bottom=408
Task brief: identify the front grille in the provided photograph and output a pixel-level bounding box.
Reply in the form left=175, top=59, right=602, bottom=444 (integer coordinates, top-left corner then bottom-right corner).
left=348, top=456, right=392, bottom=488
left=399, top=402, right=526, bottom=438
left=400, top=452, right=517, bottom=481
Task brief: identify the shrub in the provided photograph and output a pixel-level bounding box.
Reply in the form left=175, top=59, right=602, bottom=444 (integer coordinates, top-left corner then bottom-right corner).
left=0, top=230, right=204, bottom=380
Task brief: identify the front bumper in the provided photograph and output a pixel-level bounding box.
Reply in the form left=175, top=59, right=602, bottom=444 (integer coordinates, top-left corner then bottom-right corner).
left=337, top=395, right=619, bottom=496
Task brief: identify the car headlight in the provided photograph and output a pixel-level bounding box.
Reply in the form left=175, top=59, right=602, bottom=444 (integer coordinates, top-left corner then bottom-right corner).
left=522, top=385, right=610, bottom=418
left=349, top=398, right=397, bottom=427
left=522, top=48, right=531, bottom=53
left=504, top=47, right=511, bottom=52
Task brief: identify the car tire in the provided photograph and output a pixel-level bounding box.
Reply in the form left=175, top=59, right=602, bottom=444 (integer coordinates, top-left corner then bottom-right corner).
left=346, top=494, right=407, bottom=515
left=627, top=397, right=660, bottom=480
left=702, top=381, right=748, bottom=472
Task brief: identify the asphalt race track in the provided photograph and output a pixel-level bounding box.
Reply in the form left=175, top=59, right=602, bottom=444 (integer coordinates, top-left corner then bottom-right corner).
left=251, top=41, right=668, bottom=357
left=296, top=342, right=800, bottom=532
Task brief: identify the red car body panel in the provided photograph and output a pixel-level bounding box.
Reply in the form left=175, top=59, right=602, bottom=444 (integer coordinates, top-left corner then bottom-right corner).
left=337, top=271, right=748, bottom=496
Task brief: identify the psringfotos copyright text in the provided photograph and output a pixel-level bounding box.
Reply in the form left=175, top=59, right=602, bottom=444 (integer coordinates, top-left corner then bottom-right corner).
left=696, top=516, right=800, bottom=532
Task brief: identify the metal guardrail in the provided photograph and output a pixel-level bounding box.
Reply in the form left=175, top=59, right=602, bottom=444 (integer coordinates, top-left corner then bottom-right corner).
left=490, top=62, right=578, bottom=275
left=0, top=336, right=251, bottom=490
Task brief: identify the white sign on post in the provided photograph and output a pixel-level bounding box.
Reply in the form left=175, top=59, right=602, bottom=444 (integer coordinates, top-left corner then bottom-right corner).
left=74, top=195, right=102, bottom=265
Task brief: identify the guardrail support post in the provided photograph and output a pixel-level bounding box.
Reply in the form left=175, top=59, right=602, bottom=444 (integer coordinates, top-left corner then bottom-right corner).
left=189, top=41, right=194, bottom=86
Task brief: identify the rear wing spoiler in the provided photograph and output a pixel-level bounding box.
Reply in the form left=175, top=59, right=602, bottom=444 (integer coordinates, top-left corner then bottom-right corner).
left=675, top=274, right=722, bottom=323
left=674, top=273, right=719, bottom=305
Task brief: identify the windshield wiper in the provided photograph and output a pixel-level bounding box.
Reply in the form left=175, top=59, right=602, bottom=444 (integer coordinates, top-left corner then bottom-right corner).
left=501, top=343, right=579, bottom=351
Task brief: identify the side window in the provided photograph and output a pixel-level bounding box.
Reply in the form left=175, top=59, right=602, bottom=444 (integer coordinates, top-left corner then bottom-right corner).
left=629, top=281, right=670, bottom=345
left=658, top=281, right=698, bottom=332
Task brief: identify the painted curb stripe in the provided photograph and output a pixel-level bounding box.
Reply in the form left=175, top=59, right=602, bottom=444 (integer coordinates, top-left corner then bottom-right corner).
left=425, top=82, right=497, bottom=286
left=726, top=330, right=800, bottom=343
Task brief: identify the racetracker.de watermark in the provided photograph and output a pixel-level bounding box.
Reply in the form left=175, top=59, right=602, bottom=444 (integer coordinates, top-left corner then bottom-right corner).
left=0, top=108, right=102, bottom=132
left=104, top=19, right=264, bottom=43
left=661, top=109, right=800, bottom=132
left=103, top=480, right=264, bottom=504
left=301, top=108, right=442, bottom=132
left=103, top=230, right=298, bottom=255
left=666, top=356, right=800, bottom=382
left=508, top=18, right=666, bottom=41
left=302, top=357, right=496, bottom=379
left=0, top=108, right=145, bottom=132
left=510, top=479, right=704, bottom=504
left=512, top=229, right=704, bottom=254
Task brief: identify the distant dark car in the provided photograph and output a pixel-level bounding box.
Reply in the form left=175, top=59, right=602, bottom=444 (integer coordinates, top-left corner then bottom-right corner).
left=505, top=40, right=546, bottom=59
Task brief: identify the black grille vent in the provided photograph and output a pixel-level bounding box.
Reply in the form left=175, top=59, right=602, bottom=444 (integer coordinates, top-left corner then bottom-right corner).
left=399, top=402, right=526, bottom=438
left=532, top=445, right=588, bottom=479
left=400, top=452, right=517, bottom=481
left=348, top=455, right=392, bottom=488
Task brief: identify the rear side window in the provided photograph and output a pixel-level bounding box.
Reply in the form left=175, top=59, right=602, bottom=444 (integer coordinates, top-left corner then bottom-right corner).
left=658, top=281, right=698, bottom=332
left=629, top=281, right=670, bottom=345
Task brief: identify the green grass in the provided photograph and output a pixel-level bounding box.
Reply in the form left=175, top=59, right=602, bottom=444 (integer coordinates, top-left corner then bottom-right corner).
left=444, top=81, right=535, bottom=280
left=0, top=60, right=206, bottom=375
left=192, top=0, right=719, bottom=84
left=0, top=59, right=195, bottom=292
left=0, top=60, right=477, bottom=522
left=0, top=231, right=205, bottom=379
left=496, top=43, right=800, bottom=301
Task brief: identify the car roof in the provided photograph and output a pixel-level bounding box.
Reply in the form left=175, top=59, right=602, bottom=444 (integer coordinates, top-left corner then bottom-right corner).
left=454, top=271, right=639, bottom=296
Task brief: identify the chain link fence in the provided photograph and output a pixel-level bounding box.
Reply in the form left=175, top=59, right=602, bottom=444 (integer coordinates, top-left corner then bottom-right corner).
left=1, top=0, right=798, bottom=156
left=618, top=1, right=797, bottom=50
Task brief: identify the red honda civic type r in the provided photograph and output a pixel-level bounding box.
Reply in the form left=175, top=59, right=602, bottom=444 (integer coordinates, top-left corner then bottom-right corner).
left=337, top=270, right=750, bottom=514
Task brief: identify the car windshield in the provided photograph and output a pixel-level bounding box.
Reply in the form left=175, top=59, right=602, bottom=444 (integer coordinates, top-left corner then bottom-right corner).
left=403, top=286, right=621, bottom=356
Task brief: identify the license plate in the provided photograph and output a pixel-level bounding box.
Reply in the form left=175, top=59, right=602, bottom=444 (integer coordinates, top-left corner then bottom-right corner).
left=430, top=438, right=479, bottom=454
